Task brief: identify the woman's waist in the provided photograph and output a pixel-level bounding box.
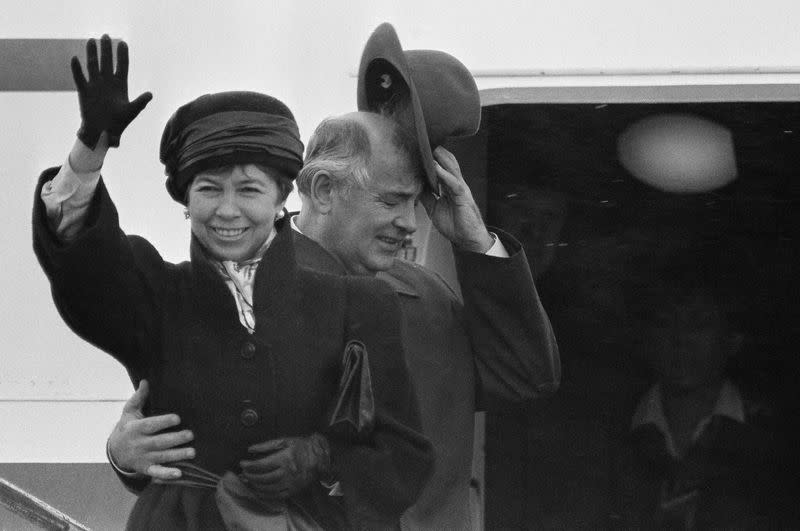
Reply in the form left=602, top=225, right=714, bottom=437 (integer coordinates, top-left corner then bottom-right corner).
left=144, top=372, right=336, bottom=429
left=143, top=412, right=325, bottom=474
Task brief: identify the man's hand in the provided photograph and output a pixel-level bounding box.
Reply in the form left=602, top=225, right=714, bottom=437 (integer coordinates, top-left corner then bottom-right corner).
left=420, top=146, right=494, bottom=253
left=108, top=380, right=195, bottom=480
left=71, top=34, right=152, bottom=149
left=239, top=433, right=331, bottom=500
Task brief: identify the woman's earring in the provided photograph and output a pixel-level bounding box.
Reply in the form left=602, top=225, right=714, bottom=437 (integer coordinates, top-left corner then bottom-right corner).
left=275, top=210, right=285, bottom=222
left=184, top=209, right=190, bottom=220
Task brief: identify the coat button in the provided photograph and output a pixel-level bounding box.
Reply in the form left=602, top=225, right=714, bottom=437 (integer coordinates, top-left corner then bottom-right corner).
left=240, top=408, right=259, bottom=426
left=240, top=341, right=256, bottom=359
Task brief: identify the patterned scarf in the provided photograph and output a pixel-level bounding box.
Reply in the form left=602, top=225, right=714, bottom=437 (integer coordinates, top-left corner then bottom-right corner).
left=213, top=230, right=276, bottom=333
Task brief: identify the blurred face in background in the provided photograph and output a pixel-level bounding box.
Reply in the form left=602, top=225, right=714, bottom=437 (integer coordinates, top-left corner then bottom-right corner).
left=641, top=291, right=733, bottom=392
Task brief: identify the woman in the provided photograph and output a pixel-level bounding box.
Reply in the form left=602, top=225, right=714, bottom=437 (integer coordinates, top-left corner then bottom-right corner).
left=32, top=35, right=433, bottom=529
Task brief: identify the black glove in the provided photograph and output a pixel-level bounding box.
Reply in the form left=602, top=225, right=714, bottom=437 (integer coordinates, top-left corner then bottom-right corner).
left=70, top=34, right=152, bottom=149
left=239, top=433, right=332, bottom=500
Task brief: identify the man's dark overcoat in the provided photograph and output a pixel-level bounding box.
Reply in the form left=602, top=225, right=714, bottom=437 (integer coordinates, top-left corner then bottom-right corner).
left=292, top=223, right=560, bottom=530
left=32, top=169, right=433, bottom=530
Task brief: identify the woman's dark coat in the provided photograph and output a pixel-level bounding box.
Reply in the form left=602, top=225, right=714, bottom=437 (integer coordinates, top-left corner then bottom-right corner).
left=32, top=168, right=433, bottom=530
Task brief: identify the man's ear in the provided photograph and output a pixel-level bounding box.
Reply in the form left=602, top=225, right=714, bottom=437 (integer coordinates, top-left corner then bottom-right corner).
left=309, top=171, right=336, bottom=214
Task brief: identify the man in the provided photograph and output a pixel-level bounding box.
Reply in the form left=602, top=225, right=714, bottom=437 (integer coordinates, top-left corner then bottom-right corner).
left=109, top=24, right=560, bottom=529
left=612, top=250, right=792, bottom=529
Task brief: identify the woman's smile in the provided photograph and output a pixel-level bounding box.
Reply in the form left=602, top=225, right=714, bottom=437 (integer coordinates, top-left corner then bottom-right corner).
left=210, top=226, right=249, bottom=239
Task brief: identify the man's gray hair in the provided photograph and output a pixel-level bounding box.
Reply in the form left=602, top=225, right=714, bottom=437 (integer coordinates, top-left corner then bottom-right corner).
left=297, top=113, right=422, bottom=196
left=296, top=116, right=372, bottom=196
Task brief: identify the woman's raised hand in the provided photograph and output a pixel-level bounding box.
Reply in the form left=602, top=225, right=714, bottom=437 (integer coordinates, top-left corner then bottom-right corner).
left=70, top=34, right=152, bottom=149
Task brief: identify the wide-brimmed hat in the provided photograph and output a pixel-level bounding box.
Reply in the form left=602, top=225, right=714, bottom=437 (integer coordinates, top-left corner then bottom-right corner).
left=357, top=23, right=480, bottom=191
left=160, top=91, right=304, bottom=204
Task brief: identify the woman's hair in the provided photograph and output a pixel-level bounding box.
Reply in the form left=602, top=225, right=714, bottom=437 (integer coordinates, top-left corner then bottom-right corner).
left=260, top=167, right=294, bottom=203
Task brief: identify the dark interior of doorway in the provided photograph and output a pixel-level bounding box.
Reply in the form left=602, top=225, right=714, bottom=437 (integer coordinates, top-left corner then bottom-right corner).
left=478, top=102, right=800, bottom=529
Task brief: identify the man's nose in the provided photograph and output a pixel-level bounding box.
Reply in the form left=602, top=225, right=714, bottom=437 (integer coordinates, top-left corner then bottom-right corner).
left=394, top=201, right=417, bottom=234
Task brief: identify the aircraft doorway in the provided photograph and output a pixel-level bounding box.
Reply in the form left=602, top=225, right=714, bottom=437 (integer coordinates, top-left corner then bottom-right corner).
left=471, top=99, right=800, bottom=529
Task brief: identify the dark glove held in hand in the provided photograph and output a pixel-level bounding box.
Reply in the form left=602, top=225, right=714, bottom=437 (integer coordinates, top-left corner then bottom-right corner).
left=239, top=433, right=331, bottom=500
left=71, top=34, right=152, bottom=149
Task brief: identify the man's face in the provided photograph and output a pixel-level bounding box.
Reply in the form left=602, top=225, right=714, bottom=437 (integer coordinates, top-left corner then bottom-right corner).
left=324, top=140, right=422, bottom=276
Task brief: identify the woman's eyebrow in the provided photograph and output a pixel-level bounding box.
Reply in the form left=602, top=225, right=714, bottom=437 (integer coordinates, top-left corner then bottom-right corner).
left=237, top=178, right=267, bottom=186
left=192, top=176, right=221, bottom=185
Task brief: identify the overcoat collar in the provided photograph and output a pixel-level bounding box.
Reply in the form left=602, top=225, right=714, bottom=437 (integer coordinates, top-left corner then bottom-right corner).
left=376, top=270, right=419, bottom=298
left=291, top=224, right=419, bottom=298
left=291, top=229, right=348, bottom=276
